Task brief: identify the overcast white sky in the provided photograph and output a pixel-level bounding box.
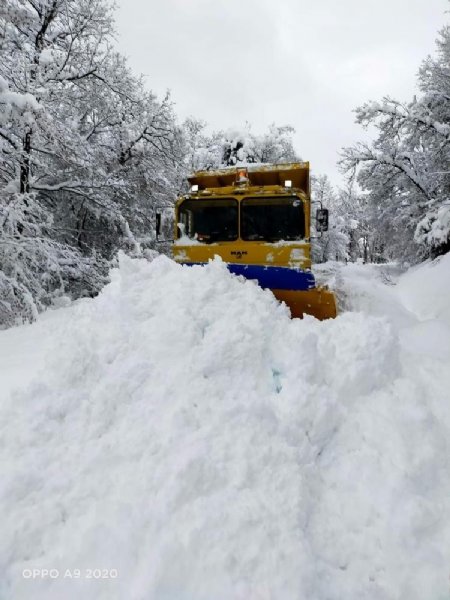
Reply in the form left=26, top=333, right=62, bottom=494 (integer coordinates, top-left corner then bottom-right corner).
left=115, top=0, right=448, bottom=185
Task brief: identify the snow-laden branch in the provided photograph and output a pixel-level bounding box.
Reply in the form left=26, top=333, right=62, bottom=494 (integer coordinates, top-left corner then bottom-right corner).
left=356, top=98, right=450, bottom=141
left=341, top=144, right=434, bottom=203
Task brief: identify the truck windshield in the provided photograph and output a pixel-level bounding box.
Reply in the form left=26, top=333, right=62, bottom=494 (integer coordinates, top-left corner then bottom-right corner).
left=178, top=199, right=238, bottom=243
left=241, top=197, right=305, bottom=242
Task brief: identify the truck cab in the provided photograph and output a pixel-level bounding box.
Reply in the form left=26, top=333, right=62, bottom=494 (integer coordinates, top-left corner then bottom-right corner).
left=172, top=162, right=336, bottom=320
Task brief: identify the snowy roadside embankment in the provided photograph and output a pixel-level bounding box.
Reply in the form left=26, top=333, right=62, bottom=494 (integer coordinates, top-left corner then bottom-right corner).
left=1, top=254, right=449, bottom=600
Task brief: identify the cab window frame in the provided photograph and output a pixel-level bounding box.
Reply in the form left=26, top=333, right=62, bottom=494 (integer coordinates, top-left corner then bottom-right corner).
left=240, top=196, right=305, bottom=242
left=177, top=197, right=239, bottom=243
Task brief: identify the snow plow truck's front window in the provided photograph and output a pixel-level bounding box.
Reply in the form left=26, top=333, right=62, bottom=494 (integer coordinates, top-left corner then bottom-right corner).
left=178, top=199, right=238, bottom=243
left=241, top=197, right=305, bottom=242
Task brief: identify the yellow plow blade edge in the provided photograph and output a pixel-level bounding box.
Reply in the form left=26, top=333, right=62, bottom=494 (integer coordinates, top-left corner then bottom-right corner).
left=271, top=287, right=337, bottom=320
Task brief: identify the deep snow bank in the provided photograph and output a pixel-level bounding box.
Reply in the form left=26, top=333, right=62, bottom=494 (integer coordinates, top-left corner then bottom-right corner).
left=1, top=255, right=449, bottom=600
left=396, top=252, right=450, bottom=324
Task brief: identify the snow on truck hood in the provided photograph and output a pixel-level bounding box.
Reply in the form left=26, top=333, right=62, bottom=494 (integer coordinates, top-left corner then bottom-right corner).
left=1, top=254, right=450, bottom=600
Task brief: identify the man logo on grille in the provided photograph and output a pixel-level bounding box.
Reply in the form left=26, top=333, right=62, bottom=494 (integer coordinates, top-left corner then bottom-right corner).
left=230, top=251, right=248, bottom=259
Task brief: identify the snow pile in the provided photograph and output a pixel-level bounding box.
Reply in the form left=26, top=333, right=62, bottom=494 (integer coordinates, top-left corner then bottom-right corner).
left=1, top=255, right=450, bottom=600
left=396, top=252, right=450, bottom=324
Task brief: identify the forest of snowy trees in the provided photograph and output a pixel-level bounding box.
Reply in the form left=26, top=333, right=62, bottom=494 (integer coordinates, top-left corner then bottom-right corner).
left=0, top=0, right=449, bottom=327
left=341, top=24, right=450, bottom=264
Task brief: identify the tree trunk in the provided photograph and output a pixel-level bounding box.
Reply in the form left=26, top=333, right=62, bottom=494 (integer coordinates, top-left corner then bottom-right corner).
left=20, top=129, right=32, bottom=194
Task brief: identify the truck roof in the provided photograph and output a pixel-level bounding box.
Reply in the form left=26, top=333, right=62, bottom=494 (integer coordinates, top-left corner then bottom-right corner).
left=188, top=162, right=310, bottom=193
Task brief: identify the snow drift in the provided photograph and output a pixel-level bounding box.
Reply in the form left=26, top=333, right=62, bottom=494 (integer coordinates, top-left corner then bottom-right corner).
left=1, top=254, right=450, bottom=599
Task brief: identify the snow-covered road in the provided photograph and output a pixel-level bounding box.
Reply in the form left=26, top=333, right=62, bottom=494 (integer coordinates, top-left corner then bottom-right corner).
left=1, top=254, right=449, bottom=600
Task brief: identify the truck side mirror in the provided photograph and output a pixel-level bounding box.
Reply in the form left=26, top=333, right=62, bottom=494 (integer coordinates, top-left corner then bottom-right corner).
left=316, top=208, right=329, bottom=232
left=155, top=208, right=174, bottom=243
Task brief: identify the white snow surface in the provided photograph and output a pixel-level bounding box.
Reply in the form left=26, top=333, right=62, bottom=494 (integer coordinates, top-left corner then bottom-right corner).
left=1, top=253, right=450, bottom=600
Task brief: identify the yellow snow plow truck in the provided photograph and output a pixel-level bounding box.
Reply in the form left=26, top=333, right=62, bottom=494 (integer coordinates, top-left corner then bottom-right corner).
left=169, top=162, right=337, bottom=320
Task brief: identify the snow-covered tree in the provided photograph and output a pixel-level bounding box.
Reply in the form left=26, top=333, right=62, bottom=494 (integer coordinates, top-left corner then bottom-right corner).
left=0, top=192, right=107, bottom=327
left=311, top=175, right=349, bottom=263
left=181, top=118, right=224, bottom=173
left=340, top=24, right=450, bottom=262
left=222, top=124, right=299, bottom=166
left=182, top=121, right=300, bottom=173
left=0, top=0, right=182, bottom=326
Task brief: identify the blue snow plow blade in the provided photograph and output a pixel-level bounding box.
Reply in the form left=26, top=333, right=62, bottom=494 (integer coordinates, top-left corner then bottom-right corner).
left=184, top=262, right=316, bottom=291
left=227, top=263, right=316, bottom=290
